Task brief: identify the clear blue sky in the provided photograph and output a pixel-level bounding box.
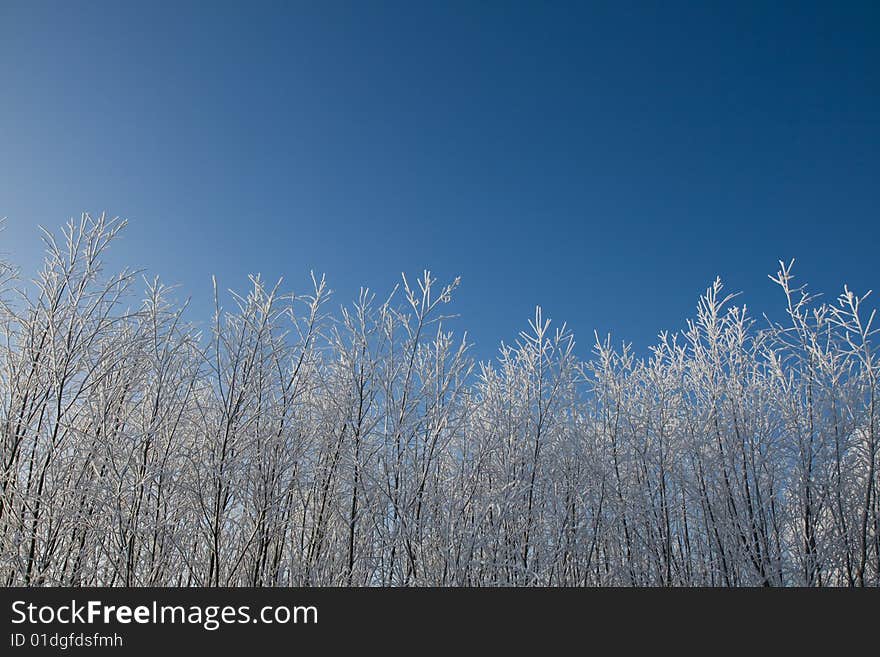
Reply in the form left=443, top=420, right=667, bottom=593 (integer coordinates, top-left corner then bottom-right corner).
left=1, top=1, right=877, bottom=359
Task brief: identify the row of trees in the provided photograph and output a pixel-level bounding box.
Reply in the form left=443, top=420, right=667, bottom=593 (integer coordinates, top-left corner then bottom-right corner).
left=1, top=215, right=877, bottom=585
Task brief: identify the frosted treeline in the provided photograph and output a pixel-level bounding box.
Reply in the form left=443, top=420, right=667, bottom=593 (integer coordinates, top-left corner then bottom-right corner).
left=1, top=215, right=877, bottom=586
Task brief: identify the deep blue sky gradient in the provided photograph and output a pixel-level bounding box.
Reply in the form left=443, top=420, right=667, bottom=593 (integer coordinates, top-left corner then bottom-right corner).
left=1, top=1, right=877, bottom=359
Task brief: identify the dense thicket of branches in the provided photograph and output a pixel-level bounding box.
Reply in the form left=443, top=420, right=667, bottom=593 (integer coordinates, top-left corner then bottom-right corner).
left=1, top=215, right=877, bottom=586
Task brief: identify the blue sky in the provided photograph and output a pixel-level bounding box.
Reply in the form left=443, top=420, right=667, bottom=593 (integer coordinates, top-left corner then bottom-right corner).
left=1, top=1, right=877, bottom=359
